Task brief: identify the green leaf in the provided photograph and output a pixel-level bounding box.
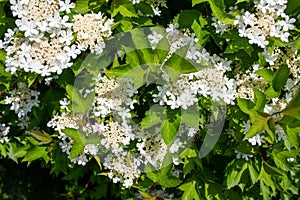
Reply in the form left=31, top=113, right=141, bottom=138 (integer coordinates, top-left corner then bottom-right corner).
left=286, top=0, right=300, bottom=14
left=263, top=161, right=283, bottom=176
left=63, top=129, right=85, bottom=159
left=22, top=146, right=50, bottom=165
left=247, top=162, right=258, bottom=184
left=0, top=49, right=6, bottom=62
left=272, top=64, right=289, bottom=91
left=146, top=164, right=182, bottom=188
left=226, top=161, right=247, bottom=189
left=141, top=105, right=166, bottom=129
left=224, top=37, right=253, bottom=56
left=112, top=3, right=138, bottom=17
left=257, top=162, right=276, bottom=193
left=285, top=125, right=300, bottom=149
left=0, top=144, right=7, bottom=157
left=256, top=68, right=274, bottom=83
left=27, top=130, right=53, bottom=145
left=243, top=111, right=274, bottom=142
left=7, top=143, right=29, bottom=163
left=174, top=10, right=201, bottom=29
left=73, top=0, right=90, bottom=13
left=260, top=179, right=271, bottom=200
left=181, top=147, right=202, bottom=175
left=181, top=105, right=200, bottom=128
left=192, top=0, right=234, bottom=24
left=253, top=89, right=266, bottom=112
left=164, top=47, right=200, bottom=75
left=237, top=98, right=255, bottom=115
left=179, top=180, right=200, bottom=200
left=272, top=152, right=292, bottom=172
left=51, top=147, right=69, bottom=175
left=161, top=116, right=181, bottom=145
left=283, top=88, right=300, bottom=120
left=265, top=86, right=281, bottom=98
left=235, top=0, right=250, bottom=4
left=65, top=85, right=94, bottom=113
left=191, top=19, right=210, bottom=45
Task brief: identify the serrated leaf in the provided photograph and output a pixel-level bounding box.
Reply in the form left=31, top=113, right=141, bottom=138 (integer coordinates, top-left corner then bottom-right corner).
left=272, top=153, right=292, bottom=172
left=247, top=162, right=258, bottom=184
left=51, top=147, right=68, bottom=175
left=7, top=143, right=29, bottom=163
left=263, top=161, right=283, bottom=176
left=146, top=164, right=182, bottom=188
left=22, top=146, right=50, bottom=165
left=272, top=64, right=289, bottom=91
left=191, top=19, right=210, bottom=45
left=257, top=163, right=276, bottom=193
left=63, top=129, right=85, bottom=159
left=27, top=130, right=53, bottom=145
left=253, top=88, right=266, bottom=112
left=112, top=4, right=138, bottom=17
left=243, top=111, right=274, bottom=142
left=164, top=46, right=199, bottom=76
left=226, top=161, right=247, bottom=189
left=179, top=181, right=200, bottom=200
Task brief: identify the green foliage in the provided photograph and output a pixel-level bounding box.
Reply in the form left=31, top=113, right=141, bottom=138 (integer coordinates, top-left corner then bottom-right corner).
left=1, top=0, right=300, bottom=199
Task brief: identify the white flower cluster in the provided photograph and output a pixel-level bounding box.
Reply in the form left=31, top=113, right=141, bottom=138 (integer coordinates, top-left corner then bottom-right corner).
left=4, top=83, right=40, bottom=128
left=234, top=0, right=295, bottom=48
left=93, top=75, right=137, bottom=121
left=0, top=124, right=10, bottom=143
left=72, top=13, right=114, bottom=55
left=151, top=24, right=236, bottom=108
left=235, top=150, right=253, bottom=161
left=48, top=71, right=198, bottom=187
left=1, top=0, right=113, bottom=77
left=212, top=16, right=231, bottom=35
left=235, top=64, right=267, bottom=101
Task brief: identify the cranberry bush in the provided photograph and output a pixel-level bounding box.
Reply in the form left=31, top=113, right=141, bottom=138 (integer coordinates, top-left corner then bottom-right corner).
left=0, top=0, right=300, bottom=199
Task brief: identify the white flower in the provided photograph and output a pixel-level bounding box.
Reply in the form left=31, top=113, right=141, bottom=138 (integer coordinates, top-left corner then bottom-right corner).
left=130, top=0, right=140, bottom=4
left=235, top=150, right=253, bottom=161
left=47, top=11, right=62, bottom=28
left=248, top=134, right=265, bottom=146
left=15, top=18, right=39, bottom=37
left=172, top=157, right=180, bottom=165
left=169, top=138, right=182, bottom=153
left=64, top=44, right=81, bottom=59
left=287, top=158, right=295, bottom=162
left=59, top=29, right=73, bottom=45
left=148, top=31, right=163, bottom=49
left=59, top=98, right=70, bottom=110
left=0, top=124, right=10, bottom=143
left=152, top=5, right=161, bottom=16
left=59, top=0, right=75, bottom=13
